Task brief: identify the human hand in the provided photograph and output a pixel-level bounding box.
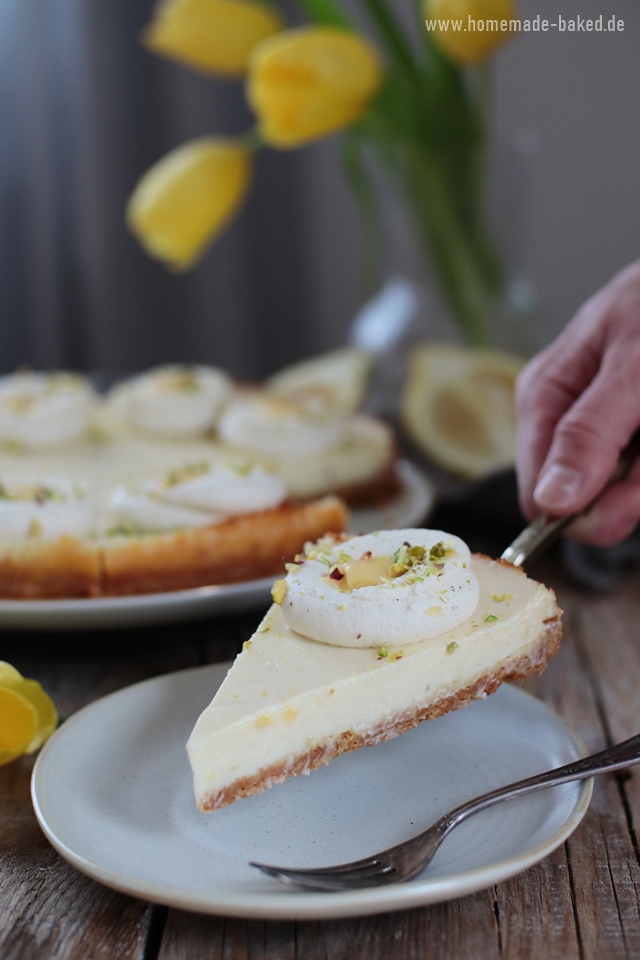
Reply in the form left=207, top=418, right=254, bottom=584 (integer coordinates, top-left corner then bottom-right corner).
left=515, top=259, right=640, bottom=546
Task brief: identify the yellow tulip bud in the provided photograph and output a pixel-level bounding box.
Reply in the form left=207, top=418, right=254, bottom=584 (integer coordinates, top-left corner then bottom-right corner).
left=126, top=138, right=253, bottom=270
left=424, top=0, right=517, bottom=65
left=247, top=27, right=382, bottom=149
left=143, top=0, right=284, bottom=77
left=0, top=661, right=57, bottom=766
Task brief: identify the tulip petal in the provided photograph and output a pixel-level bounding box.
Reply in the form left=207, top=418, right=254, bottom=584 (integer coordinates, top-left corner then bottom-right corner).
left=126, top=138, right=253, bottom=270
left=14, top=679, right=58, bottom=752
left=0, top=669, right=59, bottom=753
left=144, top=0, right=284, bottom=77
left=0, top=688, right=37, bottom=755
left=424, top=0, right=517, bottom=65
left=0, top=661, right=23, bottom=684
left=248, top=28, right=382, bottom=148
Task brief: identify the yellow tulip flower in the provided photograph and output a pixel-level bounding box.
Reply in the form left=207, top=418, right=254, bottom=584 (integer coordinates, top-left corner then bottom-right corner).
left=0, top=661, right=58, bottom=766
left=143, top=0, right=284, bottom=78
left=425, top=0, right=517, bottom=65
left=126, top=138, right=253, bottom=270
left=247, top=27, right=383, bottom=149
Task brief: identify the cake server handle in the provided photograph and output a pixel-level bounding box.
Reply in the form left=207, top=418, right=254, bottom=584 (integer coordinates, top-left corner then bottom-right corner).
left=501, top=431, right=640, bottom=568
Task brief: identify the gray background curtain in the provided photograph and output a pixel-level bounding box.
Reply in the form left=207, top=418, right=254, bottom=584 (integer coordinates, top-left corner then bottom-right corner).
left=1, top=0, right=639, bottom=380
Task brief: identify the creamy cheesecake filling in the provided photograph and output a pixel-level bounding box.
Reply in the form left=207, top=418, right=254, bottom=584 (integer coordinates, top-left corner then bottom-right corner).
left=110, top=364, right=232, bottom=437
left=187, top=556, right=559, bottom=810
left=0, top=372, right=95, bottom=450
left=0, top=476, right=92, bottom=540
left=106, top=461, right=287, bottom=532
left=275, top=529, right=479, bottom=648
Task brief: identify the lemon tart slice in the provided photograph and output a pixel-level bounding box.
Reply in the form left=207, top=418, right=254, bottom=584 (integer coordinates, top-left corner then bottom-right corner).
left=187, top=528, right=561, bottom=811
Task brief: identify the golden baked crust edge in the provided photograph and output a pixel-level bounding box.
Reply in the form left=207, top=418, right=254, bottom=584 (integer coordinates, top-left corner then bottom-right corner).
left=0, top=496, right=348, bottom=599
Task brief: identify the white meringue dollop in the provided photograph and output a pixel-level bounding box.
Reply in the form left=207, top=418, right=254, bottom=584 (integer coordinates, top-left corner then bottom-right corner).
left=111, top=365, right=232, bottom=437
left=279, top=529, right=480, bottom=649
left=106, top=462, right=286, bottom=533
left=0, top=372, right=95, bottom=449
left=217, top=394, right=347, bottom=458
left=0, top=476, right=93, bottom=540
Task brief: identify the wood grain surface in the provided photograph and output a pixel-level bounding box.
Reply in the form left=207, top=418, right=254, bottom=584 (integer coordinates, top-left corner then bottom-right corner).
left=2, top=560, right=640, bottom=960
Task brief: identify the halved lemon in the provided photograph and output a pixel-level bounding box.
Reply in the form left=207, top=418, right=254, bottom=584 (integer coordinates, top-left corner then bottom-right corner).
left=401, top=343, right=525, bottom=480
left=266, top=348, right=372, bottom=415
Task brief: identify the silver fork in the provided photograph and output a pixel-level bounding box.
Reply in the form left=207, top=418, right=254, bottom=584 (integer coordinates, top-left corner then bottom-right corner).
left=251, top=732, right=640, bottom=890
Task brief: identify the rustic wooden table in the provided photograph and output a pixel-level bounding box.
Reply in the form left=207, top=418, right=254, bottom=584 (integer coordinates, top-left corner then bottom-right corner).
left=2, top=555, right=640, bottom=960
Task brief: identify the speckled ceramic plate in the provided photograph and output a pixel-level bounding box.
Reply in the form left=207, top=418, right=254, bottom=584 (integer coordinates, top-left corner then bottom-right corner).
left=0, top=460, right=435, bottom=631
left=32, top=664, right=591, bottom=919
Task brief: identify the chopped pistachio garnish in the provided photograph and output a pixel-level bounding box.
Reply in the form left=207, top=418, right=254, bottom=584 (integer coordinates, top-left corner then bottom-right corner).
left=389, top=562, right=410, bottom=578
left=165, top=462, right=209, bottom=488
left=490, top=593, right=511, bottom=602
left=3, top=392, right=36, bottom=413
left=446, top=641, right=458, bottom=654
left=28, top=518, right=42, bottom=538
left=484, top=614, right=498, bottom=623
left=393, top=544, right=411, bottom=567
left=271, top=579, right=287, bottom=605
left=377, top=646, right=389, bottom=659
left=243, top=640, right=253, bottom=650
left=106, top=524, right=138, bottom=538
left=429, top=542, right=446, bottom=560
left=0, top=482, right=64, bottom=503
left=158, top=368, right=201, bottom=392
left=284, top=562, right=300, bottom=573
left=257, top=624, right=270, bottom=633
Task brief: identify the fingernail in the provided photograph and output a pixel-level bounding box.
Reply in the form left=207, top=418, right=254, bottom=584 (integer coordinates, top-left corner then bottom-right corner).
left=534, top=464, right=583, bottom=511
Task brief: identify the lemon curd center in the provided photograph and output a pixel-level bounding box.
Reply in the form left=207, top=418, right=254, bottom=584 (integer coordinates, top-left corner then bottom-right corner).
left=324, top=555, right=392, bottom=591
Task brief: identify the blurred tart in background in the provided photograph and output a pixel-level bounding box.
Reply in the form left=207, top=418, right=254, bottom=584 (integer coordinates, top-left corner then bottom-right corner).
left=217, top=347, right=401, bottom=505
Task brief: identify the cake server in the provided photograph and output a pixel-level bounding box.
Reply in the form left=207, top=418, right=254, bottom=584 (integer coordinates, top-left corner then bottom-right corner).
left=502, top=429, right=640, bottom=567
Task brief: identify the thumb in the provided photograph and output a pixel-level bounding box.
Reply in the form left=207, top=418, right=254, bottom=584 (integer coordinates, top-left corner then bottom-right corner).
left=533, top=368, right=640, bottom=516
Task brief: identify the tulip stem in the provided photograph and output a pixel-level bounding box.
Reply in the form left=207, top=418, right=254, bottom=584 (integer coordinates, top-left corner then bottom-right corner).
left=342, top=133, right=385, bottom=296
left=400, top=143, right=502, bottom=344
left=242, top=128, right=264, bottom=152
left=360, top=0, right=425, bottom=95
left=291, top=0, right=354, bottom=30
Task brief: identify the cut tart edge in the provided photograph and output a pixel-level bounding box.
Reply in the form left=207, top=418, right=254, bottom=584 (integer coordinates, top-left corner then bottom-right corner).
left=196, top=613, right=562, bottom=812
